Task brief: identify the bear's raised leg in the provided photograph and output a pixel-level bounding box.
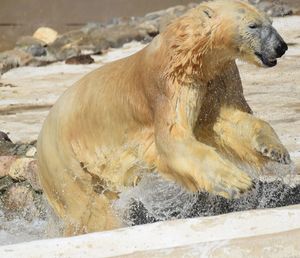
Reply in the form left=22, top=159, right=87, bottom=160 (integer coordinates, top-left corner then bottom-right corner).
left=195, top=61, right=291, bottom=170
left=154, top=86, right=253, bottom=198
left=214, top=107, right=291, bottom=167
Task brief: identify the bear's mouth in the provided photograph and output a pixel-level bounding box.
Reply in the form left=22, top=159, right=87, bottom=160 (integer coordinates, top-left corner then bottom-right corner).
left=255, top=52, right=277, bottom=67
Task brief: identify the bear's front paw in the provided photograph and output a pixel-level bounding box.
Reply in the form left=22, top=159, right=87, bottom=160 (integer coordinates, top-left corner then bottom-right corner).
left=210, top=165, right=253, bottom=199
left=253, top=135, right=291, bottom=164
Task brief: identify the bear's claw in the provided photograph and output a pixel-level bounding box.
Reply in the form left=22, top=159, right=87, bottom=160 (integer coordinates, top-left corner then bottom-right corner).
left=210, top=165, right=253, bottom=199
left=256, top=143, right=291, bottom=165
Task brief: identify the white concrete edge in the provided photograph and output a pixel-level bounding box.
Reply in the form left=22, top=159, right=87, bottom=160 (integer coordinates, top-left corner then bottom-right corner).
left=0, top=205, right=300, bottom=258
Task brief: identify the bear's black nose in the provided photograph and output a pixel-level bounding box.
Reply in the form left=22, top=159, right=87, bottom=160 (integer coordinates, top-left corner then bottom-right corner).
left=275, top=41, right=288, bottom=58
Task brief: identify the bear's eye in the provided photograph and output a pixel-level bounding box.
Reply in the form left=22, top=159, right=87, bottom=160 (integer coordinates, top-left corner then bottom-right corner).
left=249, top=23, right=259, bottom=29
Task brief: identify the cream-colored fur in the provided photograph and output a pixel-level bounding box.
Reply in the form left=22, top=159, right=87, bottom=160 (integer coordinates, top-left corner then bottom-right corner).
left=37, top=0, right=290, bottom=235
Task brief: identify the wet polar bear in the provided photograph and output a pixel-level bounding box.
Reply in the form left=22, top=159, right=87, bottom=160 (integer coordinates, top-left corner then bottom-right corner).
left=37, top=0, right=290, bottom=235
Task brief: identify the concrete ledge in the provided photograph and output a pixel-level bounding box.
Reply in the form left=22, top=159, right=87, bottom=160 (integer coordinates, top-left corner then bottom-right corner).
left=1, top=205, right=300, bottom=257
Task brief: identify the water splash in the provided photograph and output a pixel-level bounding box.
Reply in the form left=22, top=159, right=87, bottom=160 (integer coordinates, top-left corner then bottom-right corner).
left=114, top=169, right=300, bottom=226
left=113, top=173, right=198, bottom=225
left=0, top=198, right=62, bottom=246
left=1, top=166, right=299, bottom=246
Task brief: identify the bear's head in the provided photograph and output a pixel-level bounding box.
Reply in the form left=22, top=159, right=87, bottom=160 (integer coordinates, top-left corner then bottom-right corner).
left=204, top=0, right=288, bottom=67
left=162, top=0, right=288, bottom=83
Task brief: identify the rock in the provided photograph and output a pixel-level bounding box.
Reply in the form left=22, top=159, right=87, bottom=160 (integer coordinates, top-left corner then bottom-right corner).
left=255, top=2, right=293, bottom=17
left=48, top=21, right=156, bottom=61
left=3, top=184, right=41, bottom=220
left=107, top=16, right=140, bottom=27
left=47, top=30, right=84, bottom=60
left=0, top=155, right=42, bottom=220
left=81, top=22, right=104, bottom=34
left=13, top=144, right=26, bottom=156
left=16, top=36, right=46, bottom=47
left=104, top=24, right=146, bottom=48
left=0, top=177, right=13, bottom=193
left=0, top=141, right=16, bottom=156
left=145, top=10, right=166, bottom=21
left=0, top=155, right=41, bottom=191
left=21, top=45, right=46, bottom=57
left=8, top=158, right=35, bottom=181
left=3, top=184, right=31, bottom=211
left=65, top=54, right=94, bottom=65
left=53, top=47, right=80, bottom=61
left=0, top=49, right=33, bottom=74
left=0, top=156, right=18, bottom=178
left=26, top=160, right=41, bottom=192
left=80, top=23, right=110, bottom=53
left=144, top=5, right=189, bottom=32
left=10, top=143, right=35, bottom=156
left=269, top=4, right=293, bottom=17
left=33, top=27, right=58, bottom=45
left=159, top=6, right=190, bottom=31
left=82, top=28, right=111, bottom=53
left=25, top=146, right=37, bottom=157
left=137, top=21, right=159, bottom=38
left=0, top=131, right=12, bottom=142
left=16, top=36, right=47, bottom=57
left=0, top=142, right=35, bottom=156
left=165, top=5, right=189, bottom=16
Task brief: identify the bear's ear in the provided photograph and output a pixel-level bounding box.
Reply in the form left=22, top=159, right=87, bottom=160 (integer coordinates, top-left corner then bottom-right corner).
left=202, top=7, right=214, bottom=19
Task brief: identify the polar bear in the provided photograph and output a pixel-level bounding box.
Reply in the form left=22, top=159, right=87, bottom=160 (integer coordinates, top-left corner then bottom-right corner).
left=37, top=0, right=290, bottom=235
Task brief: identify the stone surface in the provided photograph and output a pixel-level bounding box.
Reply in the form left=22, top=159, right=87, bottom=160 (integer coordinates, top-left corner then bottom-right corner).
left=4, top=184, right=33, bottom=210
left=0, top=154, right=42, bottom=227
left=33, top=27, right=58, bottom=45
left=25, top=146, right=37, bottom=158
left=8, top=158, right=35, bottom=181
left=65, top=55, right=94, bottom=65
left=47, top=30, right=84, bottom=60
left=0, top=131, right=12, bottom=143
left=256, top=2, right=293, bottom=17
left=47, top=21, right=158, bottom=60
left=2, top=184, right=41, bottom=220
left=0, top=142, right=36, bottom=157
left=146, top=5, right=189, bottom=31
left=103, top=24, right=149, bottom=48
left=25, top=160, right=41, bottom=192
left=0, top=49, right=33, bottom=74
left=0, top=155, right=41, bottom=191
left=16, top=36, right=47, bottom=57
left=0, top=141, right=16, bottom=156
left=0, top=177, right=13, bottom=193
left=0, top=156, right=17, bottom=178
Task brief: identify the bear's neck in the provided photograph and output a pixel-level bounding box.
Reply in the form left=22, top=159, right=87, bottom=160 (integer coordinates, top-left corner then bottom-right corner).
left=161, top=17, right=232, bottom=85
